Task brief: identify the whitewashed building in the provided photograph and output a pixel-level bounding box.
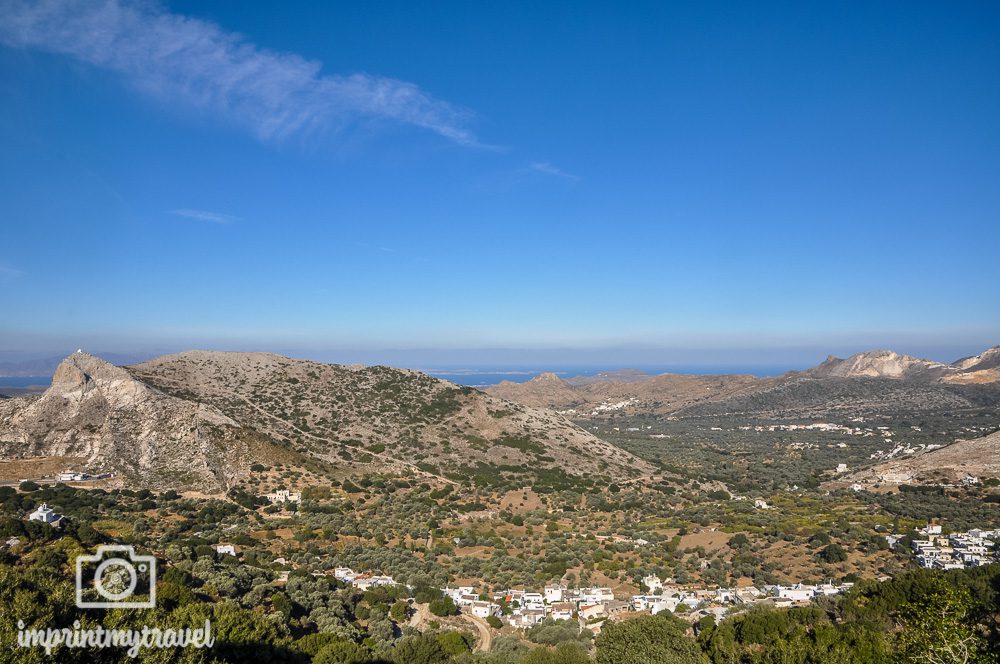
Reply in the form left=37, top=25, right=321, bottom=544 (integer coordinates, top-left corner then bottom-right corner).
left=642, top=575, right=664, bottom=593
left=544, top=584, right=566, bottom=603
left=470, top=601, right=500, bottom=618
left=27, top=503, right=62, bottom=527
left=265, top=489, right=301, bottom=504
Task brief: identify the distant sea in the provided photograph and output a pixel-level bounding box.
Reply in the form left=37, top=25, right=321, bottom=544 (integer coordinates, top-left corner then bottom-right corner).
left=0, top=365, right=800, bottom=391
left=0, top=376, right=51, bottom=388
left=423, top=365, right=797, bottom=388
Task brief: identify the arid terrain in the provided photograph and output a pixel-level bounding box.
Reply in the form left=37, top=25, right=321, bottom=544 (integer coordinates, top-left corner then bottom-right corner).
left=0, top=351, right=651, bottom=491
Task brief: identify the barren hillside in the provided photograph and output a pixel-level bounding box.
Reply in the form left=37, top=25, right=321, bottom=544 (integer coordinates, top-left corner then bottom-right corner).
left=846, top=430, right=1000, bottom=485
left=0, top=351, right=651, bottom=492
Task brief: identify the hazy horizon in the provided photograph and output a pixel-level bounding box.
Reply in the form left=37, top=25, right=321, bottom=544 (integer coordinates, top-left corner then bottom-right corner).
left=1, top=338, right=996, bottom=381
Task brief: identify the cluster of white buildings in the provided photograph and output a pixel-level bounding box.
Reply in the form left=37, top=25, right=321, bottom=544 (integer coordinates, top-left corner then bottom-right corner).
left=265, top=489, right=301, bottom=504
left=54, top=469, right=112, bottom=482
left=491, top=585, right=619, bottom=628
left=902, top=525, right=999, bottom=570
left=738, top=422, right=868, bottom=436
left=56, top=471, right=91, bottom=482
left=590, top=398, right=640, bottom=415
left=770, top=582, right=853, bottom=604
left=333, top=567, right=397, bottom=591
left=444, top=587, right=504, bottom=619
left=475, top=577, right=855, bottom=631
left=633, top=576, right=852, bottom=616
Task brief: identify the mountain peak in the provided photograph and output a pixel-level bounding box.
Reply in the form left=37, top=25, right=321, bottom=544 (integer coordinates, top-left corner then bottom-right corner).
left=807, top=349, right=952, bottom=380
left=953, top=346, right=1000, bottom=372
left=51, top=351, right=132, bottom=391
left=531, top=372, right=565, bottom=383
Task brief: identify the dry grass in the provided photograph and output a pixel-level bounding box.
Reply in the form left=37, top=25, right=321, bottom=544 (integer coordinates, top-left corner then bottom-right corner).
left=0, top=456, right=83, bottom=481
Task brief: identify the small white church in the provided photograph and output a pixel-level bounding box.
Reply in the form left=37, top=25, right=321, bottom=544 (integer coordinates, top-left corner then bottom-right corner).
left=27, top=503, right=63, bottom=528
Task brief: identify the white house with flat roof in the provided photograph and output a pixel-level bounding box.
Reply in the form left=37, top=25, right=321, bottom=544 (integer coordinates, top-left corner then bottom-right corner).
left=544, top=584, right=565, bottom=603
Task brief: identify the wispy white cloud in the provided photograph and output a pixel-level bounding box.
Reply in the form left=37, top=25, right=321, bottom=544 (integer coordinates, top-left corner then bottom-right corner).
left=170, top=209, right=239, bottom=225
left=0, top=0, right=478, bottom=145
left=529, top=161, right=580, bottom=180
left=0, top=262, right=24, bottom=277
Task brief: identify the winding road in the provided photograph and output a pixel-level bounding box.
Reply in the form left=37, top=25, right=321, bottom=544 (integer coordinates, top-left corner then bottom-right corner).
left=407, top=602, right=493, bottom=652
left=459, top=612, right=493, bottom=652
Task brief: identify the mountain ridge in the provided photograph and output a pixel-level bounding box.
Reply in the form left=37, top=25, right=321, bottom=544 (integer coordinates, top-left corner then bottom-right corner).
left=803, top=349, right=955, bottom=381
left=0, top=350, right=651, bottom=491
left=487, top=345, right=1000, bottom=416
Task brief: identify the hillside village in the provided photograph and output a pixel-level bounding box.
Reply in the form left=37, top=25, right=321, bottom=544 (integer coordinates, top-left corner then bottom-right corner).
left=298, top=518, right=999, bottom=635
left=901, top=524, right=1000, bottom=570
left=322, top=563, right=858, bottom=633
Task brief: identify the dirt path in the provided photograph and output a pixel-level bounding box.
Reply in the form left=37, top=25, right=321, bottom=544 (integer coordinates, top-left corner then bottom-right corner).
left=459, top=612, right=493, bottom=652
left=407, top=603, right=492, bottom=652
left=408, top=602, right=431, bottom=629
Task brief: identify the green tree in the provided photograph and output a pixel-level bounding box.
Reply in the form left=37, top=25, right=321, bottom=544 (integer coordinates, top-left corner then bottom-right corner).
left=523, top=641, right=592, bottom=664
left=818, top=543, right=848, bottom=563
left=436, top=631, right=472, bottom=656
left=392, top=633, right=448, bottom=664
left=389, top=600, right=408, bottom=622
left=313, top=639, right=372, bottom=664
left=595, top=614, right=705, bottom=664
left=896, top=584, right=989, bottom=664
left=429, top=596, right=458, bottom=617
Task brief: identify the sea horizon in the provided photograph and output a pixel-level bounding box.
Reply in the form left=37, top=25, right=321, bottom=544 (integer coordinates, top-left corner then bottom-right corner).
left=0, top=363, right=802, bottom=390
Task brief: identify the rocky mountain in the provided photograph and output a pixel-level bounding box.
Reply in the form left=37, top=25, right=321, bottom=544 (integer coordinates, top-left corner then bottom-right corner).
left=953, top=346, right=1000, bottom=372
left=805, top=347, right=1000, bottom=384
left=945, top=346, right=1000, bottom=384
left=0, top=351, right=650, bottom=492
left=673, top=375, right=1000, bottom=420
left=0, top=352, right=268, bottom=490
left=804, top=350, right=955, bottom=381
left=489, top=345, right=1000, bottom=419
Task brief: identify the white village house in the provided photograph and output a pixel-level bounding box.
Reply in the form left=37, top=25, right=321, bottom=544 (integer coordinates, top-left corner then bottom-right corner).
left=470, top=600, right=501, bottom=619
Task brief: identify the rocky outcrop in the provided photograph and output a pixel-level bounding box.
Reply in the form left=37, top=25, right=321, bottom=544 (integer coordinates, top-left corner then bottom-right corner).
left=806, top=350, right=955, bottom=381
left=953, top=346, right=1000, bottom=372
left=0, top=351, right=254, bottom=490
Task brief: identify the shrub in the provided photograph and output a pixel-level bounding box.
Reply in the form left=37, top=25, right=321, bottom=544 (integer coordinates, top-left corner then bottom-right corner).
left=429, top=596, right=458, bottom=617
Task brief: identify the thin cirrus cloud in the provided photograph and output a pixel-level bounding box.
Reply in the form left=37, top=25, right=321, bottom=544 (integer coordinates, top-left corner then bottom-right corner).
left=0, top=262, right=24, bottom=277
left=170, top=209, right=240, bottom=225
left=529, top=161, right=580, bottom=181
left=0, top=0, right=478, bottom=146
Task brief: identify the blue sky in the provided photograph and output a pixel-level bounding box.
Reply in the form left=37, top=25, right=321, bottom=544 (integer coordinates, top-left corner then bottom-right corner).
left=1, top=1, right=998, bottom=367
